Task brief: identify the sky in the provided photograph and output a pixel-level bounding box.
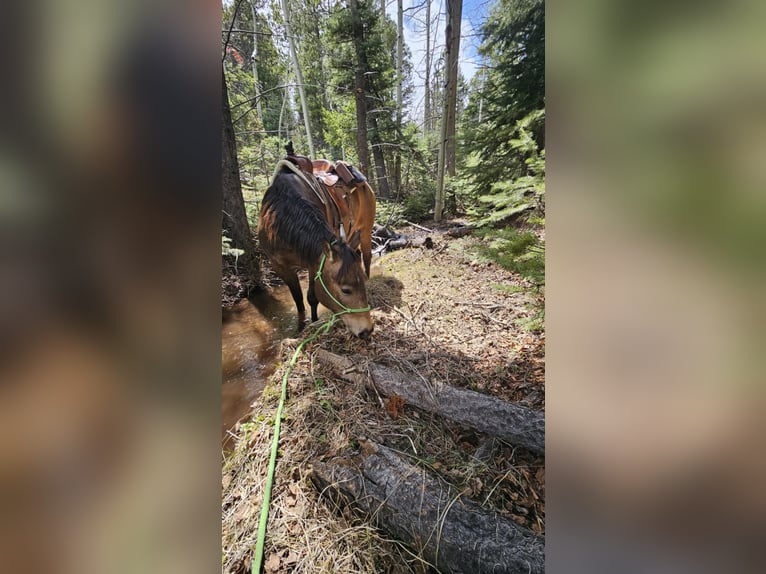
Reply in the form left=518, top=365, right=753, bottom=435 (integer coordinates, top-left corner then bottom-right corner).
left=385, top=0, right=495, bottom=122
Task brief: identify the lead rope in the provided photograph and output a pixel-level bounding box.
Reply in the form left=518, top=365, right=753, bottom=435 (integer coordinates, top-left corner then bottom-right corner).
left=252, top=251, right=370, bottom=573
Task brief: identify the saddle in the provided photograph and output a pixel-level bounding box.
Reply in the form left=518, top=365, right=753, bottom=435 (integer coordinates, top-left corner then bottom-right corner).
left=283, top=142, right=366, bottom=235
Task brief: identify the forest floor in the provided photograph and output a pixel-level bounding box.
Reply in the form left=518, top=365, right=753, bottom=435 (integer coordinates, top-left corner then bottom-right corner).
left=222, top=223, right=545, bottom=574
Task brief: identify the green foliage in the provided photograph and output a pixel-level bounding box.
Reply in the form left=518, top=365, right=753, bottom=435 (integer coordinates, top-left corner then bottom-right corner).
left=463, top=0, right=545, bottom=192
left=326, top=0, right=407, bottom=194
left=462, top=109, right=545, bottom=226
left=321, top=99, right=358, bottom=162
left=393, top=123, right=442, bottom=215
left=402, top=188, right=435, bottom=221
left=516, top=304, right=545, bottom=333
left=375, top=200, right=406, bottom=227
left=222, top=234, right=245, bottom=258
left=222, top=0, right=287, bottom=137
left=476, top=227, right=545, bottom=290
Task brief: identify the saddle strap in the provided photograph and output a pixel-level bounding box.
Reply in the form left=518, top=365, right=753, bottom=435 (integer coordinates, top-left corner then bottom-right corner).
left=324, top=184, right=351, bottom=228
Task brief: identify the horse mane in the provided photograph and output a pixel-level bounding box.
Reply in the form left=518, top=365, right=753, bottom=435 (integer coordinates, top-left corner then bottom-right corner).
left=262, top=169, right=360, bottom=277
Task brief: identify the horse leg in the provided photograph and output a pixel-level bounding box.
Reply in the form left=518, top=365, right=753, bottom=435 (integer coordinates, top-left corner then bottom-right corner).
left=274, top=264, right=307, bottom=328
left=307, top=273, right=320, bottom=322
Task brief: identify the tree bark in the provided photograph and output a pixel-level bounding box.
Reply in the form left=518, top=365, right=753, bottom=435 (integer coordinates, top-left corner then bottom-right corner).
left=250, top=1, right=268, bottom=175
left=434, top=0, right=462, bottom=221
left=394, top=0, right=403, bottom=195
left=369, top=116, right=391, bottom=199
left=249, top=0, right=263, bottom=123
left=349, top=0, right=371, bottom=175
left=222, top=68, right=261, bottom=285
left=445, top=0, right=462, bottom=177
left=424, top=0, right=431, bottom=135
left=311, top=440, right=545, bottom=574
left=316, top=350, right=545, bottom=454
left=280, top=0, right=315, bottom=158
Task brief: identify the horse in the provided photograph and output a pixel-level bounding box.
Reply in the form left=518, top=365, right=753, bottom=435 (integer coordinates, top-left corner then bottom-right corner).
left=257, top=163, right=374, bottom=338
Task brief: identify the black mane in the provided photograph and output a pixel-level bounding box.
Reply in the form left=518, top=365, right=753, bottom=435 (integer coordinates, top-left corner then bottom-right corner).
left=261, top=169, right=360, bottom=275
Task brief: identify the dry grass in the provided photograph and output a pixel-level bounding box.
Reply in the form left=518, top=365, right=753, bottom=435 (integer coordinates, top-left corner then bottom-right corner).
left=222, top=233, right=545, bottom=573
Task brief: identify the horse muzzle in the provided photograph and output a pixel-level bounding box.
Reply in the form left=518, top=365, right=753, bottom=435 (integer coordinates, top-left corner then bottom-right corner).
left=342, top=313, right=374, bottom=339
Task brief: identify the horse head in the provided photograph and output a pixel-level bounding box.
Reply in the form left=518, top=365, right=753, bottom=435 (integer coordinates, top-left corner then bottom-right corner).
left=315, top=231, right=374, bottom=338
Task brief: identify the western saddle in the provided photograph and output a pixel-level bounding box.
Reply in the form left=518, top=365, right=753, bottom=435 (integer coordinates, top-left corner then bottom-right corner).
left=283, top=141, right=366, bottom=235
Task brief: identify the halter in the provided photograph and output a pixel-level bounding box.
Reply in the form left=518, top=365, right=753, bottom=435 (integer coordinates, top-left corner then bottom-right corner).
left=315, top=241, right=371, bottom=314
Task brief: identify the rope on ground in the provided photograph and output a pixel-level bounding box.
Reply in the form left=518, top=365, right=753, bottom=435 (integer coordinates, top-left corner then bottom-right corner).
left=253, top=243, right=372, bottom=573
left=251, top=312, right=342, bottom=573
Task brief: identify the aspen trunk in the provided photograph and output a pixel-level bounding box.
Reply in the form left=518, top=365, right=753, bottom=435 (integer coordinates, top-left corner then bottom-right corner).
left=434, top=0, right=463, bottom=221
left=280, top=0, right=314, bottom=158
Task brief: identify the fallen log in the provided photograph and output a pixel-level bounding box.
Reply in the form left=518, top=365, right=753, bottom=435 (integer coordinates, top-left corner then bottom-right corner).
left=316, top=351, right=544, bottom=454
left=311, top=440, right=544, bottom=574
left=445, top=225, right=474, bottom=238
left=386, top=235, right=434, bottom=250
left=372, top=224, right=435, bottom=253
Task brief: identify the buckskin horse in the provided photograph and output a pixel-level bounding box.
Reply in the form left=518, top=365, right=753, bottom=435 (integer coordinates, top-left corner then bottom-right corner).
left=257, top=148, right=376, bottom=338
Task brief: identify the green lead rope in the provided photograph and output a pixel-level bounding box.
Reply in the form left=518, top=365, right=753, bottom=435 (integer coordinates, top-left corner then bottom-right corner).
left=252, top=251, right=370, bottom=573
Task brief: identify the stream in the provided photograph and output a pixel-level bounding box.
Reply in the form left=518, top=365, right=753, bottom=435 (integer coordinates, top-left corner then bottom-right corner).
left=221, top=286, right=297, bottom=449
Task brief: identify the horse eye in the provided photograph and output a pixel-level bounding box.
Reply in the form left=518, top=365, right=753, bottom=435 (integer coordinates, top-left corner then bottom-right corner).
left=341, top=287, right=352, bottom=295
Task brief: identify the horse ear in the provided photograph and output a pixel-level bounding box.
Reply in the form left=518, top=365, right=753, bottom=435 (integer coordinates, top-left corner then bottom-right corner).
left=325, top=240, right=340, bottom=261
left=348, top=230, right=362, bottom=252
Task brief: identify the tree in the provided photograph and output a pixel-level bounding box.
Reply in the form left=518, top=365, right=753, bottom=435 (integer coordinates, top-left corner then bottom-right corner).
left=222, top=68, right=261, bottom=286
left=348, top=0, right=372, bottom=174
left=394, top=0, right=403, bottom=194
left=434, top=0, right=463, bottom=222
left=465, top=0, right=545, bottom=192
left=280, top=0, right=315, bottom=157
left=249, top=0, right=264, bottom=123
left=424, top=0, right=432, bottom=134
left=291, top=0, right=333, bottom=154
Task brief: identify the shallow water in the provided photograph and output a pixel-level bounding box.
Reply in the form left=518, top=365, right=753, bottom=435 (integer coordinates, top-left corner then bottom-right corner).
left=221, top=268, right=372, bottom=449
left=221, top=286, right=298, bottom=448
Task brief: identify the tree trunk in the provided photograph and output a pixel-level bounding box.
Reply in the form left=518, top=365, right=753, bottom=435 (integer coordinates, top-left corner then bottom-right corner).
left=221, top=69, right=260, bottom=285
left=250, top=1, right=267, bottom=175
left=435, top=92, right=448, bottom=222
left=369, top=116, right=391, bottom=199
left=434, top=0, right=462, bottom=221
left=280, top=0, right=315, bottom=158
left=317, top=350, right=545, bottom=454
left=349, top=0, right=370, bottom=175
left=311, top=440, right=545, bottom=574
left=424, top=0, right=431, bottom=135
left=277, top=77, right=288, bottom=141
left=394, top=0, right=403, bottom=195
left=249, top=0, right=263, bottom=123
left=445, top=0, right=462, bottom=176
